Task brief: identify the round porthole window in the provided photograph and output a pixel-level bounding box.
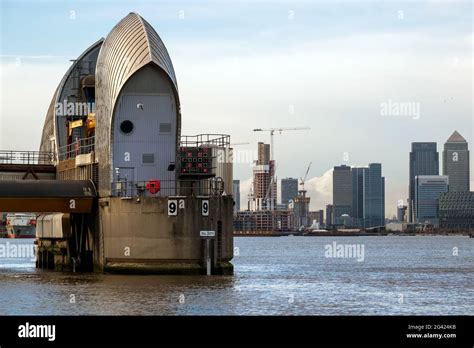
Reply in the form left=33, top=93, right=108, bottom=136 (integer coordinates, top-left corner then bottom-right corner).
left=120, top=120, right=134, bottom=134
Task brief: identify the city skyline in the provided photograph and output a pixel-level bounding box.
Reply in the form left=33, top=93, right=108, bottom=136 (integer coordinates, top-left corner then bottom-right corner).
left=237, top=129, right=472, bottom=218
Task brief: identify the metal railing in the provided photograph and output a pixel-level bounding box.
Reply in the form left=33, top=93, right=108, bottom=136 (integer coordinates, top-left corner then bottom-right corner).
left=180, top=134, right=230, bottom=148
left=0, top=150, right=55, bottom=165
left=58, top=136, right=95, bottom=161
left=56, top=134, right=230, bottom=162
left=111, top=178, right=225, bottom=198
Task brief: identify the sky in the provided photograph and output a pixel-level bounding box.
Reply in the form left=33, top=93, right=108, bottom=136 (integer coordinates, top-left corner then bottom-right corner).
left=0, top=0, right=472, bottom=217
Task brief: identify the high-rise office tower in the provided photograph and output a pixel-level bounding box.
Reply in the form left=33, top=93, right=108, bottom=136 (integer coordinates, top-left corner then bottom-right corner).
left=352, top=167, right=366, bottom=227
left=443, top=130, right=470, bottom=192
left=233, top=180, right=240, bottom=213
left=281, top=178, right=298, bottom=207
left=363, top=163, right=385, bottom=227
left=409, top=143, right=439, bottom=222
left=415, top=175, right=449, bottom=226
left=333, top=165, right=352, bottom=225
left=352, top=164, right=385, bottom=228
left=325, top=204, right=333, bottom=227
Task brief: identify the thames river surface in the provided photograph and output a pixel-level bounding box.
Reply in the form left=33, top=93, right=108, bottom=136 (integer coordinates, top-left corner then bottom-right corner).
left=0, top=236, right=473, bottom=315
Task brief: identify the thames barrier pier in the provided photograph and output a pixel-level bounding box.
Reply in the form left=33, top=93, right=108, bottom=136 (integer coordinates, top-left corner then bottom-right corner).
left=0, top=12, right=234, bottom=275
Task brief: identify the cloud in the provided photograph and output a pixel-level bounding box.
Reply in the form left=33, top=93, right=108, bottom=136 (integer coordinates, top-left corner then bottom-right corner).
left=305, top=168, right=333, bottom=212
left=0, top=61, right=68, bottom=150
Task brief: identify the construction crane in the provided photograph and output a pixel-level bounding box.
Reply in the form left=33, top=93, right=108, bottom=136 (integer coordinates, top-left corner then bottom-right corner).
left=229, top=142, right=250, bottom=146
left=253, top=127, right=310, bottom=161
left=300, top=162, right=312, bottom=191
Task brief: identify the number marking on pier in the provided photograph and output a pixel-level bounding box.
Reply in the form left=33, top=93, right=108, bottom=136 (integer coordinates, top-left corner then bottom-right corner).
left=201, top=200, right=209, bottom=216
left=168, top=199, right=178, bottom=216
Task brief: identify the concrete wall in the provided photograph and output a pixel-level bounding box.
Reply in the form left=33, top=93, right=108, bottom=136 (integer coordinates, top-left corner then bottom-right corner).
left=97, top=195, right=233, bottom=274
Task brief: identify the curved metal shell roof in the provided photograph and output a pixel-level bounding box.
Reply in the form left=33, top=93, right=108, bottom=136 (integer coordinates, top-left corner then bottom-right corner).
left=39, top=39, right=104, bottom=155
left=95, top=12, right=180, bottom=195
left=95, top=12, right=178, bottom=108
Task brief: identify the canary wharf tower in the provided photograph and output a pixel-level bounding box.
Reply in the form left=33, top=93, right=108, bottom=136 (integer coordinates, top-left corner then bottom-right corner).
left=443, top=131, right=470, bottom=192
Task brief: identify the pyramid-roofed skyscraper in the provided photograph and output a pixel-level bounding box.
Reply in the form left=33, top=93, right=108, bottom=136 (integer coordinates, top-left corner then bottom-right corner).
left=443, top=130, right=470, bottom=192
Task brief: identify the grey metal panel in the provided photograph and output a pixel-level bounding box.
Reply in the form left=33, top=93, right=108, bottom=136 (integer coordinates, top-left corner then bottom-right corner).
left=142, top=153, right=155, bottom=164
left=159, top=123, right=171, bottom=133
left=96, top=12, right=180, bottom=196
left=113, top=94, right=176, bottom=195
left=115, top=167, right=134, bottom=184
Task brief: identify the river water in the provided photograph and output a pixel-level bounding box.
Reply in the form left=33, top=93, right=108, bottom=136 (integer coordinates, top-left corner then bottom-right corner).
left=0, top=236, right=473, bottom=315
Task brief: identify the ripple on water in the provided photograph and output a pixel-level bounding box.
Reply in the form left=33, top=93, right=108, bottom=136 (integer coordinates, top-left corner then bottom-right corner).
left=0, top=236, right=473, bottom=315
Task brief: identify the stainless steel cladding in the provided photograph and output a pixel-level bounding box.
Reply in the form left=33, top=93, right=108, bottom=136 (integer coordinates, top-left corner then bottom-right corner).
left=95, top=12, right=180, bottom=196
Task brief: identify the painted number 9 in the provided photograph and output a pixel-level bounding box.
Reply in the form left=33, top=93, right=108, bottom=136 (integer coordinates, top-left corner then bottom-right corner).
left=168, top=200, right=178, bottom=216
left=201, top=200, right=209, bottom=216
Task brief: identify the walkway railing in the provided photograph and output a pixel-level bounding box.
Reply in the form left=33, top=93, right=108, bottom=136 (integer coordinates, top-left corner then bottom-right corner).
left=111, top=178, right=225, bottom=197
left=0, top=150, right=55, bottom=165
left=180, top=134, right=230, bottom=148
left=58, top=136, right=95, bottom=161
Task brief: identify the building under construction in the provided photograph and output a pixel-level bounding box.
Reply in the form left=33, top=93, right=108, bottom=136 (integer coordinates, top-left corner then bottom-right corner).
left=234, top=142, right=296, bottom=234
left=293, top=189, right=311, bottom=230
left=0, top=13, right=234, bottom=274
left=247, top=142, right=277, bottom=211
left=233, top=210, right=295, bottom=235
